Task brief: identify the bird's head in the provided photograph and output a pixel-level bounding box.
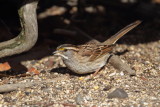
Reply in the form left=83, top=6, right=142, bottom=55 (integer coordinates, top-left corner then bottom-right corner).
left=53, top=44, right=79, bottom=60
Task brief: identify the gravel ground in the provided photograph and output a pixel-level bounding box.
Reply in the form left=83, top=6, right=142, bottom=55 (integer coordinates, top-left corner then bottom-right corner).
left=0, top=40, right=159, bottom=107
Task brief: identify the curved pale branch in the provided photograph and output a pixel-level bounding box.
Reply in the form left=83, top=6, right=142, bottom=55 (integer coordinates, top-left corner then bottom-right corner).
left=0, top=0, right=39, bottom=58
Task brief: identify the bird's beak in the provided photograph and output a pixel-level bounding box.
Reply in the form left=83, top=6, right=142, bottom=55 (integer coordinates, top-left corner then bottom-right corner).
left=53, top=51, right=58, bottom=55
left=53, top=51, right=68, bottom=59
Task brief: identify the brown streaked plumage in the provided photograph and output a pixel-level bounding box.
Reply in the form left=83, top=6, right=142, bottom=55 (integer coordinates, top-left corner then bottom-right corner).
left=53, top=20, right=141, bottom=74
left=78, top=44, right=115, bottom=61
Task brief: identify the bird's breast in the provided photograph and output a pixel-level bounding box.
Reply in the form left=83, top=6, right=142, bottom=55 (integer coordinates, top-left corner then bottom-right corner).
left=63, top=54, right=110, bottom=74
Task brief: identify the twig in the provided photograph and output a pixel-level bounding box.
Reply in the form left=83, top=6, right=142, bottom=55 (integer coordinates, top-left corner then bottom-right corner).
left=53, top=28, right=77, bottom=36
left=0, top=76, right=68, bottom=93
left=0, top=82, right=39, bottom=93
left=0, top=18, right=14, bottom=36
left=72, top=26, right=94, bottom=40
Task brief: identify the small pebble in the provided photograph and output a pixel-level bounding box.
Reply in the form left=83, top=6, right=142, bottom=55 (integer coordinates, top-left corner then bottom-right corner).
left=93, top=86, right=99, bottom=90
left=103, top=86, right=112, bottom=91
left=108, top=88, right=128, bottom=99
left=75, top=94, right=84, bottom=105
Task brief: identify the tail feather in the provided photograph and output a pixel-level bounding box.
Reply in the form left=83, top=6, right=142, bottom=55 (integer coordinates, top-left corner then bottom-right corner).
left=103, top=20, right=141, bottom=45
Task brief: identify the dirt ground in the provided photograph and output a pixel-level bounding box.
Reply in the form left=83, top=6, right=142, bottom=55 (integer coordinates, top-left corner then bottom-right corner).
left=0, top=0, right=160, bottom=106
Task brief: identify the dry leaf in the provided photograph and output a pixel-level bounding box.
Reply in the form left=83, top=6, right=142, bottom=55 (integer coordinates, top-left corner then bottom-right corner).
left=0, top=62, right=11, bottom=72
left=27, top=67, right=40, bottom=75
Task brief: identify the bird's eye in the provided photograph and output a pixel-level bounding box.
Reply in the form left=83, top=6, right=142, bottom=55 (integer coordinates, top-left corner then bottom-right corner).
left=64, top=49, right=67, bottom=52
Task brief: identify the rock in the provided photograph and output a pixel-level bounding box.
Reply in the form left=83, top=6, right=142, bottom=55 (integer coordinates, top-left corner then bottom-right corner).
left=75, top=94, right=84, bottom=105
left=108, top=88, right=128, bottom=99
left=103, top=85, right=112, bottom=91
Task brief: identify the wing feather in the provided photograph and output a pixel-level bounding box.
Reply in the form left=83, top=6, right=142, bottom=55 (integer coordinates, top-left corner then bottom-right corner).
left=89, top=44, right=115, bottom=61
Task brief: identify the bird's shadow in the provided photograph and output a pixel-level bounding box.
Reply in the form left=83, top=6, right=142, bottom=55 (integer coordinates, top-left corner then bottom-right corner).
left=114, top=49, right=129, bottom=56
left=50, top=67, right=92, bottom=77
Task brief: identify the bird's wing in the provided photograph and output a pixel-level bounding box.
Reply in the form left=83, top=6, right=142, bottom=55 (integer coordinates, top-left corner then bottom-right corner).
left=78, top=44, right=115, bottom=62
left=89, top=44, right=115, bottom=61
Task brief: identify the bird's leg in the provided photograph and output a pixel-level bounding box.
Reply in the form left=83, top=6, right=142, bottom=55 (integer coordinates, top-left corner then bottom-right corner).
left=108, top=55, right=136, bottom=76
left=91, top=66, right=104, bottom=77
left=92, top=69, right=100, bottom=77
